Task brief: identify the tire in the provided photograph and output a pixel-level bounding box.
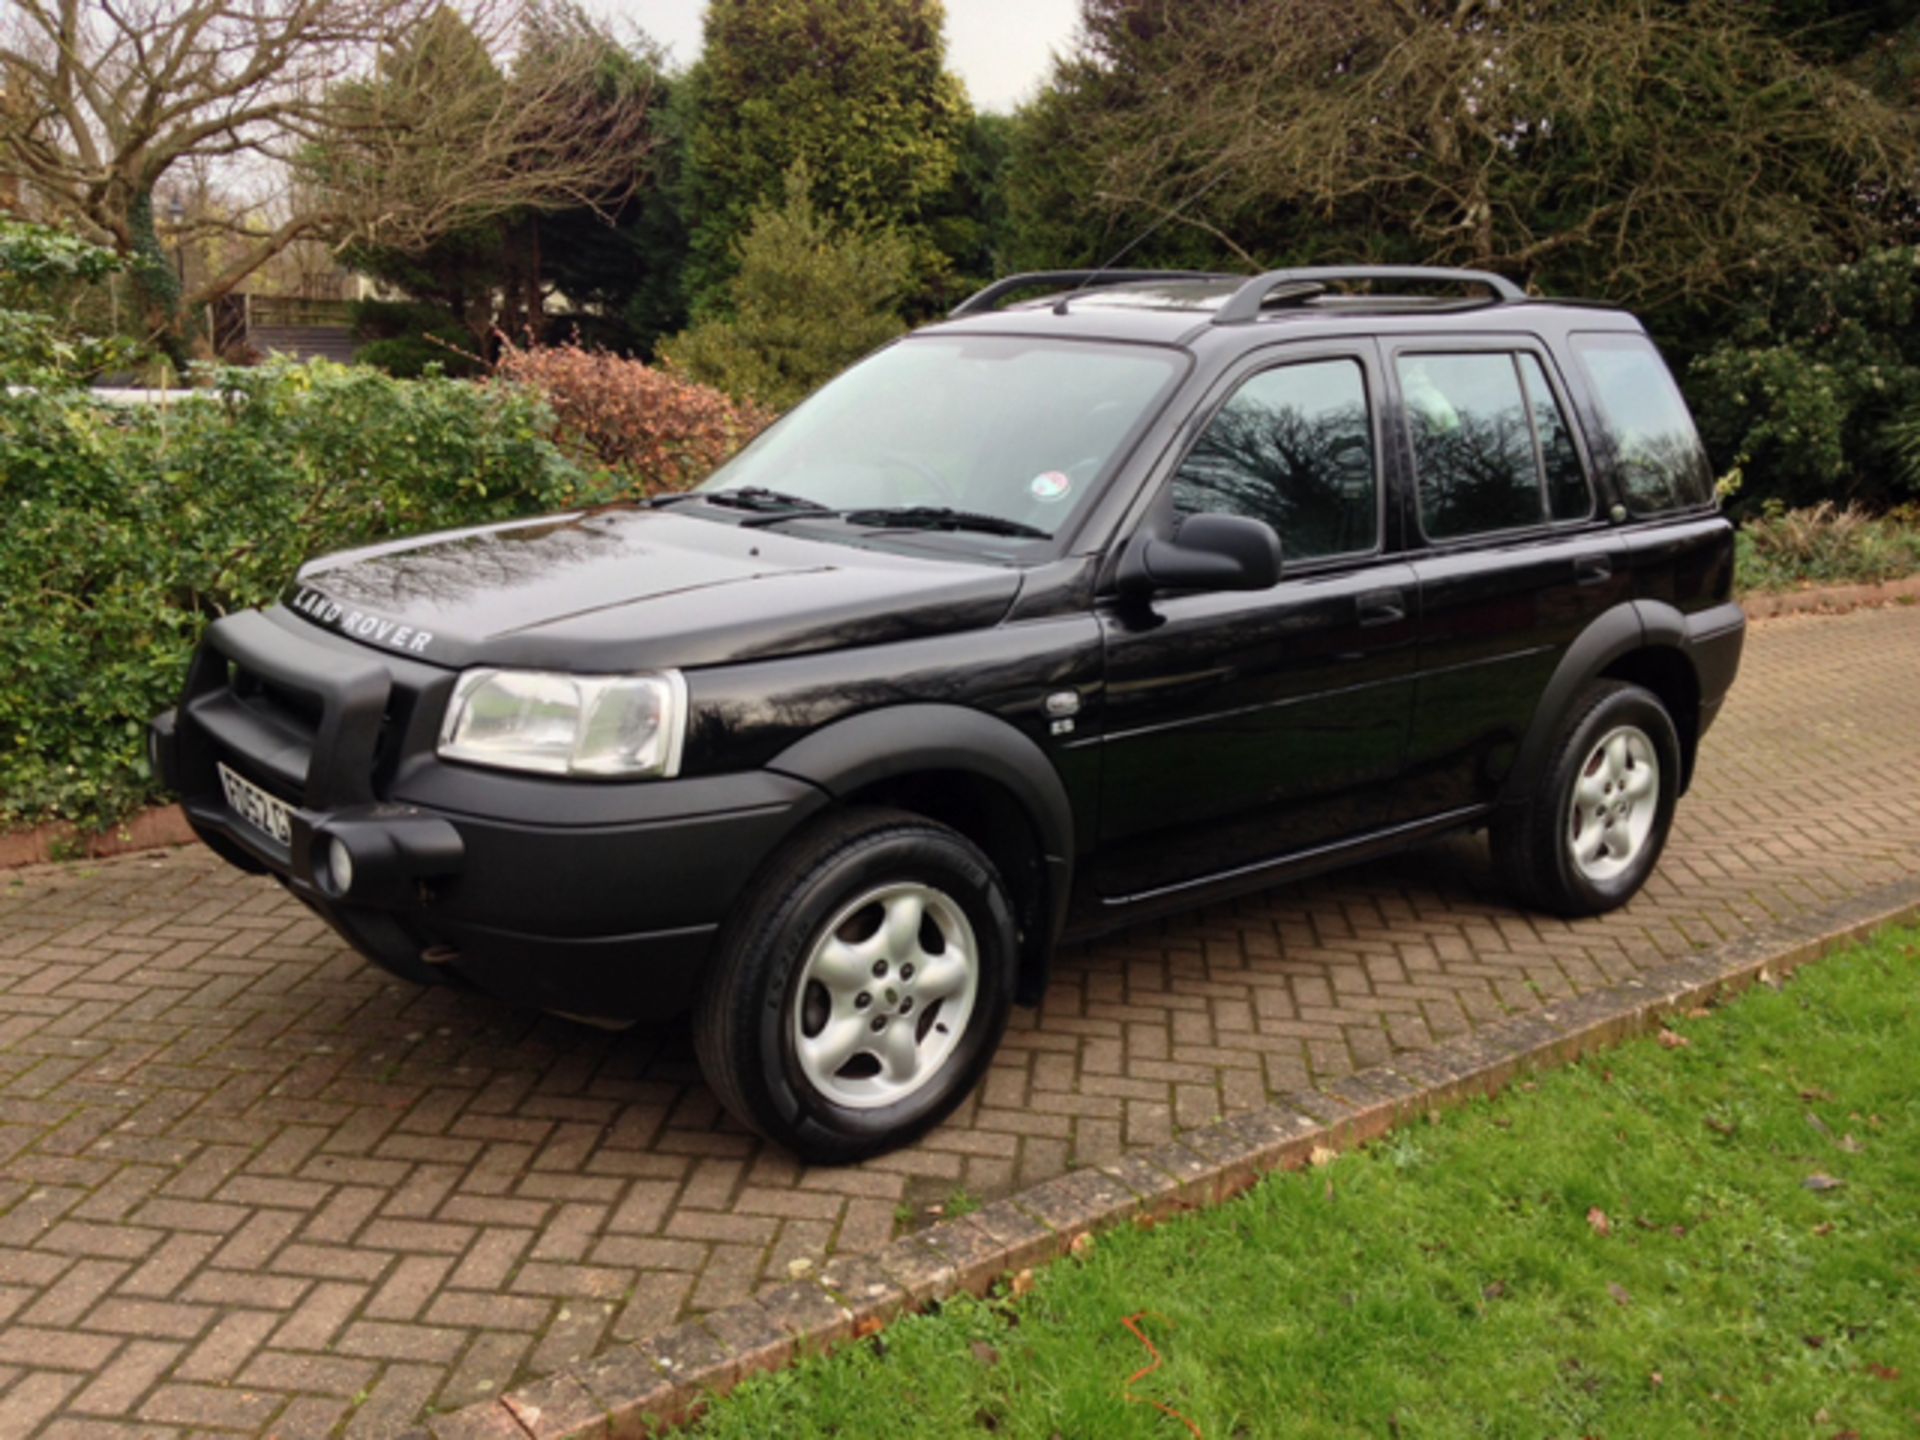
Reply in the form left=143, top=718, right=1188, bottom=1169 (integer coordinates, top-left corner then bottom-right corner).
left=1492, top=680, right=1681, bottom=918
left=692, top=807, right=1018, bottom=1165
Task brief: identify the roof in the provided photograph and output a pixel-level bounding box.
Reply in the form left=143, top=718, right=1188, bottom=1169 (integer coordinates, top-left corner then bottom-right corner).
left=922, top=269, right=1638, bottom=349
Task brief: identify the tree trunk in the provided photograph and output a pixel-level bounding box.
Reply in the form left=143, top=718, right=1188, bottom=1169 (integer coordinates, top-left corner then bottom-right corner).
left=492, top=215, right=545, bottom=349
left=525, top=216, right=545, bottom=337
left=125, top=189, right=191, bottom=374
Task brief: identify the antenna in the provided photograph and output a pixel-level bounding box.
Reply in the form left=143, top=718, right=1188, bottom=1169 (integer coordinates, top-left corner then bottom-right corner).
left=1056, top=173, right=1234, bottom=314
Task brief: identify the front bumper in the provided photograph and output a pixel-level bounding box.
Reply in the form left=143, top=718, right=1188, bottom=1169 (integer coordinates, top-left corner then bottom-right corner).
left=152, top=608, right=826, bottom=1020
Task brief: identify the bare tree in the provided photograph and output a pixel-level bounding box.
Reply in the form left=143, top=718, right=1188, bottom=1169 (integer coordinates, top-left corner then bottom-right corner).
left=305, top=4, right=656, bottom=253
left=0, top=0, right=653, bottom=352
left=1058, top=0, right=1920, bottom=310
left=306, top=2, right=660, bottom=338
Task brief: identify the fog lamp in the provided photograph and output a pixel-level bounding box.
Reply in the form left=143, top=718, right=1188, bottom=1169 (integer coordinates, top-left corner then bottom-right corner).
left=327, top=836, right=355, bottom=896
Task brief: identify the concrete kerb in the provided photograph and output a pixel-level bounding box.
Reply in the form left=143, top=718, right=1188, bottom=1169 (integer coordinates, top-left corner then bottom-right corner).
left=415, top=876, right=1920, bottom=1440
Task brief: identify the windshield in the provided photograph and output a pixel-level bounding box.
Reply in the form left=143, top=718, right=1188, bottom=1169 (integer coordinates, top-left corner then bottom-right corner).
left=696, top=335, right=1185, bottom=542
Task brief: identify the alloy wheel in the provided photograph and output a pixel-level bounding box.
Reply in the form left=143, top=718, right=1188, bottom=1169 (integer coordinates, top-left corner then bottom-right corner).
left=790, top=882, right=979, bottom=1109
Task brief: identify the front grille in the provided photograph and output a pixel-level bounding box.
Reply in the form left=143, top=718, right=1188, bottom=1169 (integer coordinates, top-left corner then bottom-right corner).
left=222, top=657, right=417, bottom=799
left=186, top=611, right=422, bottom=814
left=231, top=666, right=323, bottom=740
left=371, top=687, right=416, bottom=788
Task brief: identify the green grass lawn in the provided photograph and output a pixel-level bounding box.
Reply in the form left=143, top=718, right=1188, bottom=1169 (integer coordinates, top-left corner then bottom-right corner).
left=691, top=927, right=1920, bottom=1439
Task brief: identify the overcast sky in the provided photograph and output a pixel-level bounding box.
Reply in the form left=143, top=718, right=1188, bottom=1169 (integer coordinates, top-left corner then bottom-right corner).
left=587, top=0, right=1083, bottom=112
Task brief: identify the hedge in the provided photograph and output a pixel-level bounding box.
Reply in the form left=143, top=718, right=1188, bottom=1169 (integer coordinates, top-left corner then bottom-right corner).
left=0, top=361, right=596, bottom=830
left=494, top=337, right=769, bottom=492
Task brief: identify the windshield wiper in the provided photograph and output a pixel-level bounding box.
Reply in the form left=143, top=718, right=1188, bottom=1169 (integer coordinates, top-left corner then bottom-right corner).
left=697, top=485, right=833, bottom=514
left=836, top=506, right=1053, bottom=540
left=724, top=498, right=1053, bottom=540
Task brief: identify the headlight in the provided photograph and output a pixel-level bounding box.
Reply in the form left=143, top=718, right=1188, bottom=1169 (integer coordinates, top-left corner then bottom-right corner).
left=437, top=668, right=687, bottom=779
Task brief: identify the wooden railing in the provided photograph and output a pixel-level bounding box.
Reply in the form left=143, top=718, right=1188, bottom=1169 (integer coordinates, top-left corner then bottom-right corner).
left=244, top=295, right=358, bottom=329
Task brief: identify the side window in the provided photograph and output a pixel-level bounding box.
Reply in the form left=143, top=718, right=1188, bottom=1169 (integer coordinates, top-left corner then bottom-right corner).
left=1397, top=353, right=1541, bottom=540
left=1172, top=358, right=1377, bottom=563
left=1518, top=353, right=1592, bottom=522
left=1570, top=332, right=1713, bottom=513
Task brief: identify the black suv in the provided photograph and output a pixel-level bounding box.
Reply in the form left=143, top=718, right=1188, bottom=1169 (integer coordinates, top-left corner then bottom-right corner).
left=150, top=267, right=1744, bottom=1162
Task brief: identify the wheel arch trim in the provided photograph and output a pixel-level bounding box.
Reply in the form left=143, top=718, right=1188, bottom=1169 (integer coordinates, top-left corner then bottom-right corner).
left=1503, top=600, right=1705, bottom=807
left=764, top=705, right=1075, bottom=995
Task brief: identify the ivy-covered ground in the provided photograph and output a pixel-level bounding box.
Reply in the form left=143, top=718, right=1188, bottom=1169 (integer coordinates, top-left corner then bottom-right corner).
left=692, top=927, right=1920, bottom=1439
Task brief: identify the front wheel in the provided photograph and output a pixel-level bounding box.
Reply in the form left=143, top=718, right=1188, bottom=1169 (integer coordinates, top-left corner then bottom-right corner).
left=1493, top=680, right=1680, bottom=918
left=692, top=809, right=1017, bottom=1164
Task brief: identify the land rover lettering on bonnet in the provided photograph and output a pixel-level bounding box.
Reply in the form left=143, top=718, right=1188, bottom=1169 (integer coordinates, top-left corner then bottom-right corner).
left=150, top=267, right=1744, bottom=1163
left=289, top=586, right=435, bottom=654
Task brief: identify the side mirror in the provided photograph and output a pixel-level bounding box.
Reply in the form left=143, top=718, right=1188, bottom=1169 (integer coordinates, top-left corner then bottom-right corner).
left=1116, top=513, right=1282, bottom=599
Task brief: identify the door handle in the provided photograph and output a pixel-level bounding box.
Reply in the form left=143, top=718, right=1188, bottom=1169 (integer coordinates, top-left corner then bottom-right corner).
left=1574, top=553, right=1613, bottom=586
left=1356, top=587, right=1407, bottom=628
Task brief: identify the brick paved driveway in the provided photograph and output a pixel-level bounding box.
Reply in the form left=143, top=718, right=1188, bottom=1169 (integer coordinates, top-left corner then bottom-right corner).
left=1, top=606, right=1916, bottom=1438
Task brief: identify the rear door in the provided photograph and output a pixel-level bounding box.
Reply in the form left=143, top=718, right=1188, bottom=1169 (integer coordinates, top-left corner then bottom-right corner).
left=1387, top=340, right=1629, bottom=822
left=1092, top=344, right=1419, bottom=902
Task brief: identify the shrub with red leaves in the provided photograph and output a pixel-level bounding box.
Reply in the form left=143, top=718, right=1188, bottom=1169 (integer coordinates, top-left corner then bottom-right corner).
left=495, top=338, right=772, bottom=496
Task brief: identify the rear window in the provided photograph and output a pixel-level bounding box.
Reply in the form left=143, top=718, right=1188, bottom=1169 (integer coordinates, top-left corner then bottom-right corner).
left=1570, top=333, right=1713, bottom=513
left=1397, top=353, right=1552, bottom=541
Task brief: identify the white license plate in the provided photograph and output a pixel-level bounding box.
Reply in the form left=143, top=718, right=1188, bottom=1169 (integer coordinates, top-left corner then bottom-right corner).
left=217, top=762, right=294, bottom=847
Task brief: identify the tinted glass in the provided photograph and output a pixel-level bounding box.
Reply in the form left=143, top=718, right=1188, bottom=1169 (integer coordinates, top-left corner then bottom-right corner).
left=1172, top=359, right=1376, bottom=562
left=1399, top=353, right=1544, bottom=539
left=1518, top=353, right=1592, bottom=521
left=701, top=336, right=1184, bottom=538
left=1570, top=333, right=1713, bottom=513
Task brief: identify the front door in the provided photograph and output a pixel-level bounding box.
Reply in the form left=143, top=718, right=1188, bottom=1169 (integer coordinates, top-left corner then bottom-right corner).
left=1092, top=347, right=1419, bottom=902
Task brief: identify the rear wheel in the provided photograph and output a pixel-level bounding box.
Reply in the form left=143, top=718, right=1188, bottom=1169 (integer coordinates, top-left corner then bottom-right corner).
left=1493, top=680, right=1680, bottom=917
left=693, top=809, right=1016, bottom=1164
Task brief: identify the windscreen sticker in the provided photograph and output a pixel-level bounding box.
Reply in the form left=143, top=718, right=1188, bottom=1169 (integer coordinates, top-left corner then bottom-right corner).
left=1029, top=471, right=1072, bottom=504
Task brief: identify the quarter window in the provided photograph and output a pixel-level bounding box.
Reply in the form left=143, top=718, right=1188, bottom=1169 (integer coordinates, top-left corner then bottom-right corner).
left=1570, top=333, right=1713, bottom=513
left=1172, top=358, right=1376, bottom=563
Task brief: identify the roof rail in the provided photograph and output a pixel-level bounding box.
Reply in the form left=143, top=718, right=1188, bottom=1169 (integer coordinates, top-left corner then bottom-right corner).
left=949, top=269, right=1223, bottom=318
left=1212, top=266, right=1524, bottom=324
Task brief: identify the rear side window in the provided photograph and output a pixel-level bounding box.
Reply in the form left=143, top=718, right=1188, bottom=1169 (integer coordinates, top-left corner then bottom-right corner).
left=1172, top=358, right=1377, bottom=563
left=1570, top=333, right=1713, bottom=513
left=1397, top=353, right=1542, bottom=540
